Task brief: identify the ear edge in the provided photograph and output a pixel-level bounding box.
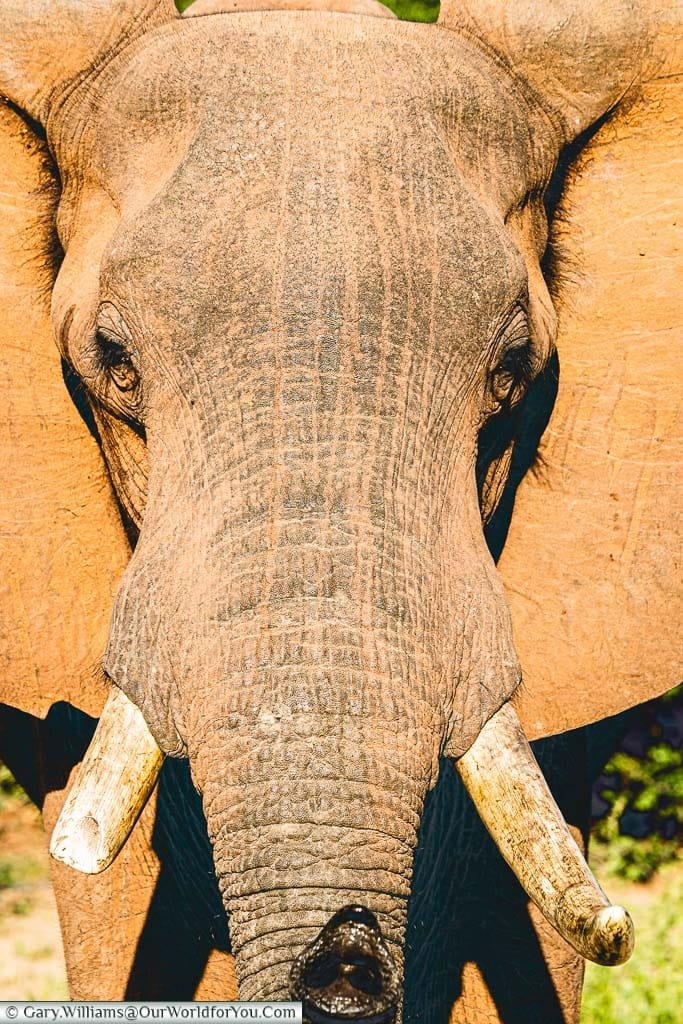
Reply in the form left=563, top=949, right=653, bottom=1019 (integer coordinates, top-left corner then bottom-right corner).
left=438, top=0, right=651, bottom=143
left=499, top=4, right=683, bottom=738
left=0, top=0, right=177, bottom=124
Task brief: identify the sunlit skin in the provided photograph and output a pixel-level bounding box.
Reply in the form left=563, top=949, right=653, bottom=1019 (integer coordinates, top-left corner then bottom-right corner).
left=0, top=0, right=679, bottom=1019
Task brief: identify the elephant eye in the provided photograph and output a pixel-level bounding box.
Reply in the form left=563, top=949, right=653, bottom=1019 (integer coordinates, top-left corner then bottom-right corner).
left=490, top=341, right=533, bottom=411
left=96, top=330, right=140, bottom=394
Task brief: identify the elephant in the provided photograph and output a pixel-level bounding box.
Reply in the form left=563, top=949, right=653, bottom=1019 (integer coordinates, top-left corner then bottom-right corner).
left=0, top=0, right=680, bottom=1020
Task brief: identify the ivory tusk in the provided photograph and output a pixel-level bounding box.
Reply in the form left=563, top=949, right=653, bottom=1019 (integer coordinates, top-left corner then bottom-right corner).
left=455, top=702, right=634, bottom=966
left=50, top=686, right=164, bottom=874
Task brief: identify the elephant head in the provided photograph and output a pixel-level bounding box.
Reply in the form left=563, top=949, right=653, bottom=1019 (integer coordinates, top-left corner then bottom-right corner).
left=0, top=0, right=680, bottom=1018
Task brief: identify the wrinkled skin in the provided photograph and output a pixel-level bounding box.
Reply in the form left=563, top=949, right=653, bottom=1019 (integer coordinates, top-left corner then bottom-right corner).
left=1, top=0, right=679, bottom=1019
left=48, top=13, right=559, bottom=1001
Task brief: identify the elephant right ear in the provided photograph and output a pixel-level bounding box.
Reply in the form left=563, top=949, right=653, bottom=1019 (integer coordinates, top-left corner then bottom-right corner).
left=479, top=1, right=682, bottom=737
left=0, top=102, right=131, bottom=719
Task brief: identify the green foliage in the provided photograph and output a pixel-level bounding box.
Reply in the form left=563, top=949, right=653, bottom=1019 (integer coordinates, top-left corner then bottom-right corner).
left=175, top=0, right=440, bottom=23
left=591, top=685, right=683, bottom=882
left=0, top=861, right=17, bottom=890
left=379, top=0, right=439, bottom=21
left=0, top=852, right=43, bottom=890
left=581, top=863, right=683, bottom=1024
left=9, top=896, right=34, bottom=917
left=0, top=764, right=25, bottom=810
left=0, top=767, right=41, bottom=895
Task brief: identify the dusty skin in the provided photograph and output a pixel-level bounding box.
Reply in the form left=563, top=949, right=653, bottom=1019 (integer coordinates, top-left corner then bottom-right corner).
left=0, top=0, right=680, bottom=1021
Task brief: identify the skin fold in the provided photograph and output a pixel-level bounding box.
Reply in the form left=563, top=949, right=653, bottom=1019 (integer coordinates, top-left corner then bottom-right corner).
left=53, top=14, right=555, bottom=1001
left=0, top=0, right=680, bottom=1020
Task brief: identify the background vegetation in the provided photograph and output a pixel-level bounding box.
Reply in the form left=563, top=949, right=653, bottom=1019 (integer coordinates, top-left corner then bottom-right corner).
left=582, top=686, right=683, bottom=1022
left=0, top=767, right=68, bottom=999
left=590, top=685, right=683, bottom=883
left=582, top=863, right=683, bottom=1024
left=176, top=0, right=440, bottom=23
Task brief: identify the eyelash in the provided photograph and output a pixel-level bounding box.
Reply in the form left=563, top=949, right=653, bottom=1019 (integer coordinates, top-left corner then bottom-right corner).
left=490, top=340, right=534, bottom=410
left=96, top=330, right=140, bottom=394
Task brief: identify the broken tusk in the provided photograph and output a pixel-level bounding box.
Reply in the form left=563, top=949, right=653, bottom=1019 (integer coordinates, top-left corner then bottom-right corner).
left=50, top=686, right=164, bottom=874
left=455, top=702, right=634, bottom=966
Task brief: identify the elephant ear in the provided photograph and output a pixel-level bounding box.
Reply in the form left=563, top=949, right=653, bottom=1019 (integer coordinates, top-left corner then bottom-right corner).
left=0, top=0, right=176, bottom=121
left=473, top=1, right=681, bottom=737
left=0, top=99, right=132, bottom=716
left=438, top=0, right=649, bottom=140
left=0, top=103, right=131, bottom=719
left=0, top=3, right=176, bottom=720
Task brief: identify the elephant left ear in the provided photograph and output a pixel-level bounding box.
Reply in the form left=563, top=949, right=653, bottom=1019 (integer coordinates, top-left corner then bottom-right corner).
left=0, top=101, right=133, bottom=719
left=0, top=0, right=176, bottom=122
left=441, top=0, right=682, bottom=737
left=0, top=1, right=176, bottom=720
left=438, top=0, right=648, bottom=141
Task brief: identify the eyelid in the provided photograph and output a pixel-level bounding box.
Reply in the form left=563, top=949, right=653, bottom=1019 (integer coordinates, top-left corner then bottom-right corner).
left=93, top=326, right=142, bottom=416
left=96, top=325, right=123, bottom=346
left=503, top=303, right=530, bottom=343
left=486, top=304, right=535, bottom=415
left=96, top=326, right=139, bottom=372
left=490, top=305, right=531, bottom=372
left=96, top=302, right=138, bottom=353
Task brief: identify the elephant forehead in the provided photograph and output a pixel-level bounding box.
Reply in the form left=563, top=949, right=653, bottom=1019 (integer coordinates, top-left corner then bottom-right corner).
left=97, top=105, right=525, bottom=346
left=84, top=14, right=531, bottom=374
left=90, top=11, right=546, bottom=223
left=100, top=149, right=524, bottom=375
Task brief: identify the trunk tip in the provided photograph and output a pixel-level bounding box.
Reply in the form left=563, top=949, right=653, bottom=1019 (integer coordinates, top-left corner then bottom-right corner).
left=585, top=905, right=635, bottom=966
left=291, top=904, right=400, bottom=1020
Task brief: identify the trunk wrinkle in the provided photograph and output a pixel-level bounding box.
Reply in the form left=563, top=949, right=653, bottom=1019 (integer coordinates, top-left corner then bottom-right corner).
left=209, top=820, right=417, bottom=846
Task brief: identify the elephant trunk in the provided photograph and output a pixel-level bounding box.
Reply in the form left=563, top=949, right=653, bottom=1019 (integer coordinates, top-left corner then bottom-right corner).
left=53, top=310, right=632, bottom=995
left=190, top=696, right=427, bottom=1007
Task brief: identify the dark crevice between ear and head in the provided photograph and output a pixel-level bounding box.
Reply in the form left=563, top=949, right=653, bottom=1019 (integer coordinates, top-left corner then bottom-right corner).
left=477, top=350, right=559, bottom=564
left=112, top=496, right=142, bottom=549
left=541, top=106, right=618, bottom=289
left=479, top=103, right=625, bottom=564
left=61, top=360, right=141, bottom=549
left=1, top=95, right=48, bottom=145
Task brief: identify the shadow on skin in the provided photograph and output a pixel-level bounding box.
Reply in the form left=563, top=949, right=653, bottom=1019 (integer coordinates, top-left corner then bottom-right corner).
left=0, top=699, right=637, bottom=1015
left=0, top=701, right=229, bottom=1000
left=125, top=757, right=230, bottom=999
left=0, top=701, right=97, bottom=807
left=1, top=701, right=567, bottom=1017
left=404, top=707, right=639, bottom=1023
left=404, top=737, right=586, bottom=1022
left=477, top=349, right=560, bottom=564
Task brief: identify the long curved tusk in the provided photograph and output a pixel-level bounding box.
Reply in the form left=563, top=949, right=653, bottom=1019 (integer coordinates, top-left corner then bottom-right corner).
left=455, top=702, right=634, bottom=966
left=50, top=686, right=164, bottom=874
